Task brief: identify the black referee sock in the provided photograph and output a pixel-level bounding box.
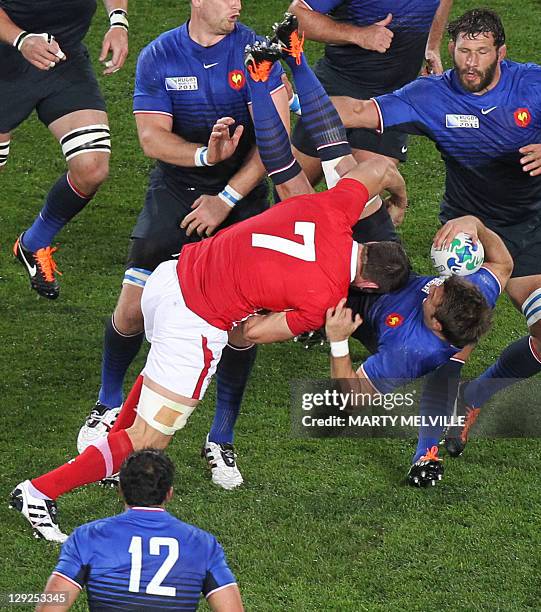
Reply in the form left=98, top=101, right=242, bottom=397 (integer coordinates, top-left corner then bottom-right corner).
left=285, top=53, right=351, bottom=162
left=23, top=173, right=92, bottom=251
left=209, top=343, right=257, bottom=445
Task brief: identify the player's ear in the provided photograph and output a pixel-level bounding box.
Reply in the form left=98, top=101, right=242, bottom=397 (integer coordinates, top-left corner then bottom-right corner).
left=431, top=317, right=443, bottom=333
left=497, top=44, right=507, bottom=62
left=354, top=279, right=379, bottom=290
left=165, top=486, right=174, bottom=503
left=448, top=41, right=455, bottom=57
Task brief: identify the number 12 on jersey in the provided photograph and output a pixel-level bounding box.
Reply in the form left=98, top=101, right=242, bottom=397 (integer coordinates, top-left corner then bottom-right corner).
left=128, top=536, right=179, bottom=597
left=252, top=221, right=316, bottom=261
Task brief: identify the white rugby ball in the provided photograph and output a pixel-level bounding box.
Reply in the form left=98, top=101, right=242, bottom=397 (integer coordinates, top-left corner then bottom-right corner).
left=430, top=232, right=484, bottom=277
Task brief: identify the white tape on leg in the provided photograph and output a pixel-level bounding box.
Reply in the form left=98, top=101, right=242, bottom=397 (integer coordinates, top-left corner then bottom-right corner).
left=522, top=288, right=541, bottom=327
left=138, top=385, right=196, bottom=436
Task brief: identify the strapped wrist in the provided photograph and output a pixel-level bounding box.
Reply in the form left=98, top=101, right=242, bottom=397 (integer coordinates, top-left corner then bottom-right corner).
left=13, top=31, right=30, bottom=51
left=109, top=8, right=129, bottom=31
left=194, top=146, right=215, bottom=167
left=330, top=339, right=349, bottom=358
left=217, top=184, right=243, bottom=209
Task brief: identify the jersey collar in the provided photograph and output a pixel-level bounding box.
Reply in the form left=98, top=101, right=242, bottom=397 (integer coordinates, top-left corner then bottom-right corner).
left=350, top=241, right=359, bottom=282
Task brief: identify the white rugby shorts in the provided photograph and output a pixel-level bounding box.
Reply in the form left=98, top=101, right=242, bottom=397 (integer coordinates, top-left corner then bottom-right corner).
left=141, top=260, right=227, bottom=399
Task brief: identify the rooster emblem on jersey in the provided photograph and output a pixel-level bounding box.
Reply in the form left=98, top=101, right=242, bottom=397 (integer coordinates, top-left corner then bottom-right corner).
left=385, top=313, right=404, bottom=328
left=514, top=108, right=531, bottom=128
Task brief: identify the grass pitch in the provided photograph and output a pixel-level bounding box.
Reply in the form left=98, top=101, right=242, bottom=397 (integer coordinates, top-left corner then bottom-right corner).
left=1, top=1, right=540, bottom=610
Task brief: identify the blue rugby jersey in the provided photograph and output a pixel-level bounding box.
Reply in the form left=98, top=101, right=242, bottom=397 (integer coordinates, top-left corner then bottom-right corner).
left=375, top=60, right=541, bottom=226
left=133, top=22, right=283, bottom=191
left=301, top=0, right=440, bottom=92
left=354, top=268, right=501, bottom=393
left=53, top=508, right=236, bottom=611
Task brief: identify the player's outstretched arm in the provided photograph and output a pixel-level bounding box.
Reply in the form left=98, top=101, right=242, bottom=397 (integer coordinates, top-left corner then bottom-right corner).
left=325, top=299, right=378, bottom=395
left=289, top=1, right=393, bottom=53
left=207, top=584, right=244, bottom=612
left=330, top=97, right=380, bottom=130
left=434, top=216, right=513, bottom=288
left=343, top=157, right=407, bottom=212
left=100, top=0, right=128, bottom=75
left=36, top=573, right=80, bottom=611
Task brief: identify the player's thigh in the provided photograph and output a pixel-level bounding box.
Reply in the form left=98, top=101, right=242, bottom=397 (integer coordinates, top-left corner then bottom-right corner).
left=37, top=48, right=106, bottom=132
left=291, top=125, right=323, bottom=185
left=141, top=260, right=228, bottom=400
left=0, top=47, right=43, bottom=137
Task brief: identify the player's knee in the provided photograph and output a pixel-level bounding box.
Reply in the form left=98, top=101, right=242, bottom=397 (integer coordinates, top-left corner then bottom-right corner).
left=0, top=139, right=11, bottom=169
left=69, top=154, right=109, bottom=193
left=113, top=299, right=144, bottom=336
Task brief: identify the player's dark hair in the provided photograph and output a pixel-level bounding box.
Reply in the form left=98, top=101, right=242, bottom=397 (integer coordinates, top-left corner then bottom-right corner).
left=119, top=449, right=174, bottom=507
left=436, top=276, right=492, bottom=348
left=362, top=241, right=411, bottom=293
left=448, top=8, right=506, bottom=49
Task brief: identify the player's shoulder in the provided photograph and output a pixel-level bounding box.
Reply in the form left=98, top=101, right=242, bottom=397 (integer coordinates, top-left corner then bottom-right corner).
left=140, top=25, right=183, bottom=61
left=69, top=513, right=121, bottom=543
left=503, top=59, right=541, bottom=86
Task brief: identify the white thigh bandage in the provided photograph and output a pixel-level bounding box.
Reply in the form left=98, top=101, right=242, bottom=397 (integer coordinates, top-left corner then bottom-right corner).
left=522, top=288, right=541, bottom=327
left=0, top=140, right=10, bottom=167
left=60, top=124, right=111, bottom=161
left=138, top=385, right=196, bottom=436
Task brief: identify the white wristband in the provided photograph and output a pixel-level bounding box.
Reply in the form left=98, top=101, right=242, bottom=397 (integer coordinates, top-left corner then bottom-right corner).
left=194, top=146, right=215, bottom=167
left=217, top=184, right=243, bottom=208
left=330, top=339, right=349, bottom=358
left=109, top=8, right=129, bottom=30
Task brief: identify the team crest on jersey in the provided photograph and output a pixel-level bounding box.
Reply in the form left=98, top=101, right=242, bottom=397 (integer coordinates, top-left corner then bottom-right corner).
left=445, top=114, right=479, bottom=129
left=514, top=108, right=531, bottom=128
left=229, top=70, right=245, bottom=90
left=385, top=313, right=404, bottom=328
left=165, top=76, right=198, bottom=91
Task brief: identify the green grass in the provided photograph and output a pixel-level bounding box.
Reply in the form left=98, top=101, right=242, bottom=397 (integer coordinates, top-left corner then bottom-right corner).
left=2, top=1, right=541, bottom=610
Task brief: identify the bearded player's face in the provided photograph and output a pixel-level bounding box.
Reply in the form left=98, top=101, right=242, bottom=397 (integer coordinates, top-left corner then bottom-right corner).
left=202, top=0, right=242, bottom=35
left=451, top=32, right=502, bottom=94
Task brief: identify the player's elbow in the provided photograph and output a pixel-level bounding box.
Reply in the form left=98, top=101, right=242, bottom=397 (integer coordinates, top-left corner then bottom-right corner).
left=137, top=128, right=160, bottom=159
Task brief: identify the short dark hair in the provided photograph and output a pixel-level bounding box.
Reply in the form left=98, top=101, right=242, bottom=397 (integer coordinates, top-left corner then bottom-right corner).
left=119, top=449, right=174, bottom=507
left=448, top=8, right=506, bottom=49
left=362, top=241, right=411, bottom=293
left=435, top=276, right=492, bottom=348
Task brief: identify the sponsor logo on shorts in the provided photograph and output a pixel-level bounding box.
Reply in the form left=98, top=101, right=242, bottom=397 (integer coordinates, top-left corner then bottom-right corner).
left=445, top=114, right=479, bottom=129
left=165, top=76, right=198, bottom=91
left=385, top=312, right=404, bottom=328
left=228, top=70, right=245, bottom=90
left=514, top=108, right=531, bottom=128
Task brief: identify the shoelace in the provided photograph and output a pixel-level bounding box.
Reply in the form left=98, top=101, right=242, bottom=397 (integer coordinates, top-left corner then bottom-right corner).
left=282, top=30, right=305, bottom=65
left=460, top=407, right=481, bottom=442
left=420, top=445, right=440, bottom=463
left=35, top=246, right=62, bottom=282
left=247, top=59, right=273, bottom=83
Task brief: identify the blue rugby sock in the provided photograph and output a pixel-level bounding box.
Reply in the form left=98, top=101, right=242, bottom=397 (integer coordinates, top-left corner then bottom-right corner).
left=209, top=343, right=257, bottom=445
left=413, top=359, right=464, bottom=463
left=285, top=53, right=351, bottom=161
left=246, top=77, right=302, bottom=184
left=23, top=173, right=92, bottom=251
left=98, top=316, right=144, bottom=409
left=464, top=336, right=541, bottom=408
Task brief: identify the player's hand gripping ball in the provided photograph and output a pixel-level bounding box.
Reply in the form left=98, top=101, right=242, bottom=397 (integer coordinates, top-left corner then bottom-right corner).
left=430, top=232, right=484, bottom=277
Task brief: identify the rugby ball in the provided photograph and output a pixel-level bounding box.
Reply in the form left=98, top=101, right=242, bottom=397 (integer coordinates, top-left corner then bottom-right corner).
left=430, top=232, right=484, bottom=277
